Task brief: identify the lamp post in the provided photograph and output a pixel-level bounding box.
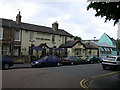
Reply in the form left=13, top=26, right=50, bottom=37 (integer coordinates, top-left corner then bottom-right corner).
left=29, top=39, right=34, bottom=63
left=94, top=37, right=96, bottom=56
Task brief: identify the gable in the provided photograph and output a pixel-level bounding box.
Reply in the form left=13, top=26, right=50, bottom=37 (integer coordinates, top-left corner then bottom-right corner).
left=98, top=33, right=113, bottom=46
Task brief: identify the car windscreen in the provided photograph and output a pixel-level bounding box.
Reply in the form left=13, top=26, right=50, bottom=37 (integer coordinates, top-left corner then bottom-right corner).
left=41, top=56, right=48, bottom=59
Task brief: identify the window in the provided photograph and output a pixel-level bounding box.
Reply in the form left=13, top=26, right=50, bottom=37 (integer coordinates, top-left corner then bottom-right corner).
left=29, top=31, right=34, bottom=40
left=0, top=28, right=3, bottom=39
left=52, top=35, right=55, bottom=43
left=15, top=30, right=20, bottom=41
left=74, top=48, right=81, bottom=56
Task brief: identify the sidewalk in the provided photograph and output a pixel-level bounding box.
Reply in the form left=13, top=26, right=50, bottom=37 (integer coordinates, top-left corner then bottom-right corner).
left=89, top=72, right=120, bottom=88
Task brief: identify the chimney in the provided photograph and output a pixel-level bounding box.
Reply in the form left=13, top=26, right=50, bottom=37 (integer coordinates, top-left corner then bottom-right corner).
left=52, top=21, right=58, bottom=31
left=16, top=11, right=22, bottom=25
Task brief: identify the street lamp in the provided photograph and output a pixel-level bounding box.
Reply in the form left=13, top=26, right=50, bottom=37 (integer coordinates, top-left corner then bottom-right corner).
left=94, top=37, right=96, bottom=56
left=94, top=37, right=96, bottom=43
left=29, top=39, right=34, bottom=63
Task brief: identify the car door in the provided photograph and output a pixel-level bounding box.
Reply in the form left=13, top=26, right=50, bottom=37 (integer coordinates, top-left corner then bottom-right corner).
left=46, top=56, right=56, bottom=66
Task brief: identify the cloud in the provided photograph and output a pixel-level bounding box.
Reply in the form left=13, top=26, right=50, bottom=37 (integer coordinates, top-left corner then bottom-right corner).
left=0, top=0, right=118, bottom=40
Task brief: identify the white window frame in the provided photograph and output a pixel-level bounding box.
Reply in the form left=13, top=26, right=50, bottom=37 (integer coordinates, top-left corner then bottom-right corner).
left=0, top=27, right=3, bottom=40
left=15, top=30, right=21, bottom=41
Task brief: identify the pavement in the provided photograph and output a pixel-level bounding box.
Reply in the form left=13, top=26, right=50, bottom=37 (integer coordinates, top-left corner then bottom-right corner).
left=87, top=71, right=120, bottom=89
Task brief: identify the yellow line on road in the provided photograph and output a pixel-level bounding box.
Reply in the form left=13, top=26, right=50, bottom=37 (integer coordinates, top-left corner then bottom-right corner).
left=80, top=71, right=120, bottom=89
left=91, top=71, right=120, bottom=80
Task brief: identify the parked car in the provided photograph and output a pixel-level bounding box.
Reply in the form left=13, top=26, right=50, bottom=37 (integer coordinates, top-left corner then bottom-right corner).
left=31, top=55, right=62, bottom=67
left=85, top=56, right=100, bottom=64
left=0, top=55, right=14, bottom=70
left=61, top=56, right=85, bottom=65
left=102, top=56, right=120, bottom=70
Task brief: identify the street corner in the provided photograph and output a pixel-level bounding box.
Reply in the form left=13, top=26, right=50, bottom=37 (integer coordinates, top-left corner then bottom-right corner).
left=80, top=71, right=120, bottom=89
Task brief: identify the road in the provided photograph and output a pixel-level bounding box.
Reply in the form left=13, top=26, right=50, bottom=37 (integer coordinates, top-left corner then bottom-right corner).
left=2, top=63, right=120, bottom=88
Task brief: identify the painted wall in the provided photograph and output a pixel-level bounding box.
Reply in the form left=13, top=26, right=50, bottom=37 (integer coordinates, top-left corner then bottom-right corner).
left=21, top=30, right=74, bottom=56
left=67, top=42, right=98, bottom=59
left=98, top=33, right=113, bottom=46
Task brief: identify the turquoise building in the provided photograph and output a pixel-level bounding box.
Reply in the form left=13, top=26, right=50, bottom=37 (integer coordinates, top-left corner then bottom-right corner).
left=96, top=33, right=118, bottom=57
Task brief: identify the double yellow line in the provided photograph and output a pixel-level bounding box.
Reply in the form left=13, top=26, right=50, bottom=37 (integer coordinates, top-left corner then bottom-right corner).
left=80, top=71, right=120, bottom=88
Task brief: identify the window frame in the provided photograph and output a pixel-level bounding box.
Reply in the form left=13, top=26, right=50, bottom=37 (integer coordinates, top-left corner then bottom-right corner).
left=14, top=30, right=21, bottom=41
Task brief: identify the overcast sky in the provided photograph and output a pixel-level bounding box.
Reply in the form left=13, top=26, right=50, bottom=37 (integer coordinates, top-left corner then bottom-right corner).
left=0, top=0, right=118, bottom=40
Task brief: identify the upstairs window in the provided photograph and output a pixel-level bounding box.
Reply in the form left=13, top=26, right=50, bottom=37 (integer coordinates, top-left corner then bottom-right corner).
left=15, top=30, right=20, bottom=41
left=52, top=35, right=55, bottom=43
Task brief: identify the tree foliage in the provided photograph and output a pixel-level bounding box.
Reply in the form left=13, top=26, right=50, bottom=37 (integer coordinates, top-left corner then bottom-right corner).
left=116, top=39, right=120, bottom=50
left=87, top=2, right=120, bottom=25
left=74, top=36, right=82, bottom=40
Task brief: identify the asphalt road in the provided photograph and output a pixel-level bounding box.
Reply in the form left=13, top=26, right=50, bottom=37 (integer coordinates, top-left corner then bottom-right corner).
left=2, top=63, right=120, bottom=89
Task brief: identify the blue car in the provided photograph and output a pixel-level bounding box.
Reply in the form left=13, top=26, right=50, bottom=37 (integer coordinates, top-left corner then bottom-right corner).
left=31, top=55, right=62, bottom=67
left=1, top=55, right=14, bottom=70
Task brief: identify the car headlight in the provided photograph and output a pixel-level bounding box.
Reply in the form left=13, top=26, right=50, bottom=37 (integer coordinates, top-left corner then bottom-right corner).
left=35, top=62, right=39, bottom=64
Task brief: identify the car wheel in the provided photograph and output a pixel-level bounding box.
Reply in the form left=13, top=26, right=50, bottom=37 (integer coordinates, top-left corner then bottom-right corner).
left=102, top=65, right=107, bottom=70
left=90, top=61, right=94, bottom=64
left=40, top=63, right=45, bottom=67
left=57, top=62, right=60, bottom=66
left=116, top=67, right=120, bottom=71
left=71, top=62, right=74, bottom=65
left=3, top=64, right=10, bottom=70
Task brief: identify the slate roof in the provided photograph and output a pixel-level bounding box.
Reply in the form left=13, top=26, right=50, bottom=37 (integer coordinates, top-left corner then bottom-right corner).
left=59, top=40, right=98, bottom=49
left=59, top=40, right=80, bottom=48
left=1, top=18, right=73, bottom=37
left=95, top=42, right=116, bottom=48
left=106, top=33, right=116, bottom=45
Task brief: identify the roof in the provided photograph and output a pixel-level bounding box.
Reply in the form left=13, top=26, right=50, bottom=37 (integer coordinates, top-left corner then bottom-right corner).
left=82, top=42, right=98, bottom=49
left=1, top=18, right=73, bottom=37
left=106, top=33, right=116, bottom=44
left=95, top=42, right=116, bottom=48
left=59, top=40, right=98, bottom=49
left=59, top=40, right=80, bottom=48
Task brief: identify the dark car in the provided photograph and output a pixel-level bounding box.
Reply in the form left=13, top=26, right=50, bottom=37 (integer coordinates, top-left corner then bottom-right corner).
left=31, top=55, right=62, bottom=67
left=61, top=56, right=85, bottom=65
left=1, top=55, right=14, bottom=70
left=85, top=56, right=100, bottom=64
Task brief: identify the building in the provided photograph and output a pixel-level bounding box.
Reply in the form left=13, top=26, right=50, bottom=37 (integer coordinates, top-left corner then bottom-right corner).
left=0, top=11, right=74, bottom=57
left=59, top=40, right=98, bottom=59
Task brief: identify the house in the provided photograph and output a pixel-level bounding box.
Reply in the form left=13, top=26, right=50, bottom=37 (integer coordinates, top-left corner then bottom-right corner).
left=59, top=40, right=98, bottom=59
left=98, top=33, right=118, bottom=56
left=0, top=11, right=74, bottom=58
left=98, top=33, right=116, bottom=47
left=95, top=42, right=114, bottom=57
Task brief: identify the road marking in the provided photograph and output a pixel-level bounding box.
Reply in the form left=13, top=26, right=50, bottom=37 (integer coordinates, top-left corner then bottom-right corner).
left=80, top=71, right=120, bottom=88
left=80, top=79, right=89, bottom=88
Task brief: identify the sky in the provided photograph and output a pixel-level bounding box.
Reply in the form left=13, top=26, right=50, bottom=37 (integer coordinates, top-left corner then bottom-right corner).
left=0, top=0, right=118, bottom=40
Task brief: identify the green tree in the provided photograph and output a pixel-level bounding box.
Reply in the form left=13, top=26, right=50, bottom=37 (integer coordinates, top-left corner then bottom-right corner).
left=87, top=2, right=120, bottom=25
left=74, top=36, right=82, bottom=40
left=116, top=39, right=120, bottom=50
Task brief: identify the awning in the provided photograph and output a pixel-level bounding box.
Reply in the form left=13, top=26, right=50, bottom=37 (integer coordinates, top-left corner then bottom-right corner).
left=54, top=48, right=65, bottom=51
left=100, top=48, right=104, bottom=51
left=30, top=46, right=45, bottom=51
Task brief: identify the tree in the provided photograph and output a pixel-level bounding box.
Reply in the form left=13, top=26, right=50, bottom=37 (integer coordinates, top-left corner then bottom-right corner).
left=87, top=2, right=120, bottom=25
left=74, top=36, right=82, bottom=40
left=116, top=39, right=120, bottom=50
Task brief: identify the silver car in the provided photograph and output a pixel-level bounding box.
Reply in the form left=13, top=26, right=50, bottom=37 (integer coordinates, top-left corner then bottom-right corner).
left=102, top=56, right=120, bottom=70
